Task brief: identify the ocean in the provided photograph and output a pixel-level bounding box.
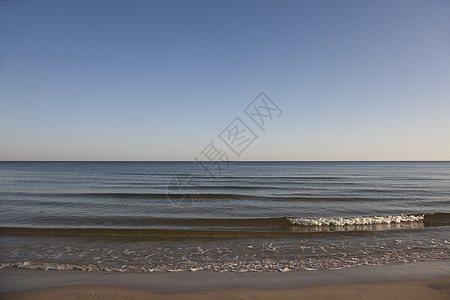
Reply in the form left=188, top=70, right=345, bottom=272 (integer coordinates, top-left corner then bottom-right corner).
left=0, top=161, right=449, bottom=272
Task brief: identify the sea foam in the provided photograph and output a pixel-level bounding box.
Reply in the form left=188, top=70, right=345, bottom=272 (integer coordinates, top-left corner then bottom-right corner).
left=288, top=214, right=424, bottom=226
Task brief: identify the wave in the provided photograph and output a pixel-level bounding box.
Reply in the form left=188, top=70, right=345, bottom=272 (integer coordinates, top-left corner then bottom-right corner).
left=189, top=176, right=348, bottom=180
left=287, top=213, right=450, bottom=228
left=9, top=213, right=448, bottom=228
left=5, top=191, right=440, bottom=203
left=84, top=193, right=388, bottom=202
left=0, top=214, right=448, bottom=240
left=0, top=191, right=373, bottom=201
left=165, top=175, right=348, bottom=180
left=288, top=214, right=424, bottom=226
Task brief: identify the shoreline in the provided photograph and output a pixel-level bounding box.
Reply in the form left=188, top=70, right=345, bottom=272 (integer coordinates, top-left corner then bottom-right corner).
left=1, top=260, right=449, bottom=299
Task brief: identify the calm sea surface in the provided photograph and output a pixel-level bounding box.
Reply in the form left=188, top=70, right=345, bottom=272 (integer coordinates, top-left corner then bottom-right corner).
left=1, top=161, right=449, bottom=272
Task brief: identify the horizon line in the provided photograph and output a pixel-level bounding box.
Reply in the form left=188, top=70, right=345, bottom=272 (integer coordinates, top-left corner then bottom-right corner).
left=1, top=160, right=449, bottom=163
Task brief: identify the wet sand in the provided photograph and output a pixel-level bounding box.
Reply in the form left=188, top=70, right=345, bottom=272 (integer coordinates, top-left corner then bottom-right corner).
left=2, top=278, right=450, bottom=300
left=1, top=261, right=449, bottom=299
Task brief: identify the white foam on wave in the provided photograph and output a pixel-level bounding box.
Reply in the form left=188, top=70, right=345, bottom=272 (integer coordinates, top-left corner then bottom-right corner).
left=288, top=214, right=424, bottom=226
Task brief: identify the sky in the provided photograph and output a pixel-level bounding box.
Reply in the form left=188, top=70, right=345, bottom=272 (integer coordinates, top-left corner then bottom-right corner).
left=1, top=0, right=449, bottom=161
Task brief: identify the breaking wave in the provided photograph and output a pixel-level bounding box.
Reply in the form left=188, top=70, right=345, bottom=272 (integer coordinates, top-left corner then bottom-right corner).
left=288, top=214, right=424, bottom=226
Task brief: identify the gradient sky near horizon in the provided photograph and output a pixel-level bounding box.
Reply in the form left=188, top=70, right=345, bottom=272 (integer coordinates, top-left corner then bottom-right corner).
left=1, top=0, right=449, bottom=161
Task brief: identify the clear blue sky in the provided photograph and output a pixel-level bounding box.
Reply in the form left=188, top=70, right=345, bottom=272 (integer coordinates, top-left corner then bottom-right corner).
left=1, top=0, right=449, bottom=161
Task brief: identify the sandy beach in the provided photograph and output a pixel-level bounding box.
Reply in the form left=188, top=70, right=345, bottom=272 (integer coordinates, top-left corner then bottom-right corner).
left=1, top=261, right=449, bottom=299
left=2, top=278, right=450, bottom=300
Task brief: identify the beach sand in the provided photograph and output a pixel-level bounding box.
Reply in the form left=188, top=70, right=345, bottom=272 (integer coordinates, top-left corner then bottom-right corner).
left=1, top=261, right=449, bottom=299
left=2, top=278, right=450, bottom=299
